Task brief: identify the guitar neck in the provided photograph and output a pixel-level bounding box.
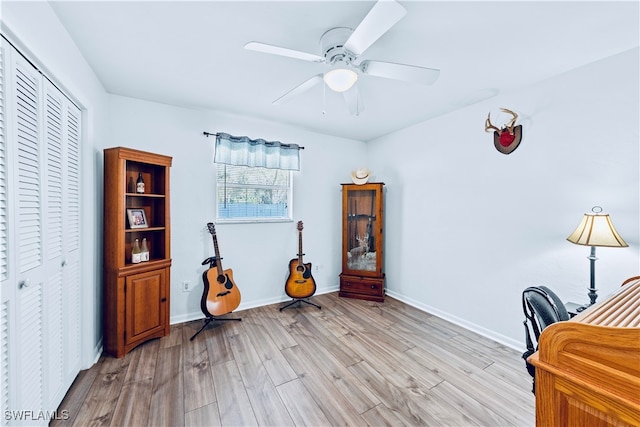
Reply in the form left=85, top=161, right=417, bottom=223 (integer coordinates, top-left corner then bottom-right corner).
left=212, top=234, right=224, bottom=275
left=298, top=230, right=304, bottom=264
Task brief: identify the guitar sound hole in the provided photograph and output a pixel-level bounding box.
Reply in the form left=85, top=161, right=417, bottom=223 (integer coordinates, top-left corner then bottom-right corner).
left=217, top=275, right=233, bottom=290
left=296, top=265, right=305, bottom=272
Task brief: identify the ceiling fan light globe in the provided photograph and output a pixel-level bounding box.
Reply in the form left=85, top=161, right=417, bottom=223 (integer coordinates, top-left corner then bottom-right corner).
left=323, top=68, right=358, bottom=92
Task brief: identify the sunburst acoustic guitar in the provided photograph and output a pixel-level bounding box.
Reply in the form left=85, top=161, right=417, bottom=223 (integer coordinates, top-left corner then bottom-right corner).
left=284, top=221, right=317, bottom=299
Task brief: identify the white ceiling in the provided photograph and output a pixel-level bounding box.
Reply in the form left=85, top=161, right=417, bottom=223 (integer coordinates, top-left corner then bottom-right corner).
left=49, top=1, right=639, bottom=141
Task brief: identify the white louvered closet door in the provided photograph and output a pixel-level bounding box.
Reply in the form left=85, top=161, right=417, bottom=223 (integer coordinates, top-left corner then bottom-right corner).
left=0, top=38, right=12, bottom=420
left=43, top=78, right=84, bottom=410
left=43, top=79, right=66, bottom=412
left=11, top=45, right=47, bottom=421
left=63, top=99, right=82, bottom=391
left=1, top=37, right=82, bottom=426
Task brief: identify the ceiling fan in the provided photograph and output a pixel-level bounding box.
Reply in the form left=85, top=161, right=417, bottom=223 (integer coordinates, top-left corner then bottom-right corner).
left=244, top=0, right=440, bottom=115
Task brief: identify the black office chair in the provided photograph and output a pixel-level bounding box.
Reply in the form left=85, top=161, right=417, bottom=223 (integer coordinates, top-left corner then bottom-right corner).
left=521, top=285, right=570, bottom=393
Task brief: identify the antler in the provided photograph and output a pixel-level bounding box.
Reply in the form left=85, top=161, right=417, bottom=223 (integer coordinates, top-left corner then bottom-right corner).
left=485, top=113, right=501, bottom=134
left=485, top=108, right=518, bottom=135
left=501, top=108, right=518, bottom=134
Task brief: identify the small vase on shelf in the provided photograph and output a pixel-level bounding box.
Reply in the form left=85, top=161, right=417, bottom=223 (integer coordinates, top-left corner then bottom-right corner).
left=131, top=239, right=142, bottom=264
left=141, top=238, right=149, bottom=262
left=136, top=172, right=145, bottom=194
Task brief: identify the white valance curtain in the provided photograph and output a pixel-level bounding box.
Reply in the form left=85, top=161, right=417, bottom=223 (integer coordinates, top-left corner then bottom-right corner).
left=213, top=132, right=301, bottom=171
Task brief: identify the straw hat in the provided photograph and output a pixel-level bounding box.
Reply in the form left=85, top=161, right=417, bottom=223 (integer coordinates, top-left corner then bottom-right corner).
left=351, top=168, right=371, bottom=185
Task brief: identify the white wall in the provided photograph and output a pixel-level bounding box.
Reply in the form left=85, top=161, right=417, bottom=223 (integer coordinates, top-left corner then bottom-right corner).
left=105, top=96, right=366, bottom=323
left=367, top=48, right=640, bottom=349
left=2, top=1, right=110, bottom=367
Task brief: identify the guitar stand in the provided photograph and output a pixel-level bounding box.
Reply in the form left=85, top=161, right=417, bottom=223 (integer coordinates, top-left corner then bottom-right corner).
left=190, top=315, right=241, bottom=341
left=279, top=298, right=322, bottom=312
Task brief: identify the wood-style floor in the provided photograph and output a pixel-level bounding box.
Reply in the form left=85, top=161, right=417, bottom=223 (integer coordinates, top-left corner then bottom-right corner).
left=52, top=293, right=535, bottom=426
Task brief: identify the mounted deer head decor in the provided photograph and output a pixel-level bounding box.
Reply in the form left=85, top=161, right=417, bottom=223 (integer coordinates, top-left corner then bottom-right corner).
left=485, top=108, right=523, bottom=155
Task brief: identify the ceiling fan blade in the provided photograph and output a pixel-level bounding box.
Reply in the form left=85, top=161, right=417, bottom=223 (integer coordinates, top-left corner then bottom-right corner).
left=244, top=42, right=323, bottom=62
left=344, top=0, right=407, bottom=57
left=361, top=60, right=440, bottom=85
left=273, top=74, right=323, bottom=105
left=343, top=85, right=364, bottom=116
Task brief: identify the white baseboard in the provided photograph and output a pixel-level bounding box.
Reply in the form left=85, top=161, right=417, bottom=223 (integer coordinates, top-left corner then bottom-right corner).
left=169, top=286, right=522, bottom=351
left=92, top=286, right=519, bottom=369
left=385, top=289, right=523, bottom=351
left=86, top=339, right=102, bottom=369
left=169, top=286, right=340, bottom=325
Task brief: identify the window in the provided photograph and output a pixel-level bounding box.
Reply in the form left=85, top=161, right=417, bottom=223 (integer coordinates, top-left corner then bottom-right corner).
left=210, top=132, right=301, bottom=222
left=216, top=164, right=292, bottom=222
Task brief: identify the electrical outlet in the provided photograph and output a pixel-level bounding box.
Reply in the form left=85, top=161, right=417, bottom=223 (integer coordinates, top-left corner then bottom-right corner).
left=182, top=281, right=190, bottom=292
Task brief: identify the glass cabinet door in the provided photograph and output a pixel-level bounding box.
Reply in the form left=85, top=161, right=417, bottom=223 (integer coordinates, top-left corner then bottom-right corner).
left=341, top=182, right=384, bottom=277
left=346, top=188, right=378, bottom=271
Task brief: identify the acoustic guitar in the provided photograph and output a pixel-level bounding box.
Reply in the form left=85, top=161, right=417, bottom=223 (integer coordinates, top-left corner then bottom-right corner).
left=200, top=222, right=241, bottom=317
left=284, top=221, right=316, bottom=299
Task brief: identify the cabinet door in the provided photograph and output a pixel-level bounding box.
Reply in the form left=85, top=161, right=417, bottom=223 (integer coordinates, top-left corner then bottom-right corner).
left=125, top=269, right=167, bottom=346
left=342, top=183, right=384, bottom=277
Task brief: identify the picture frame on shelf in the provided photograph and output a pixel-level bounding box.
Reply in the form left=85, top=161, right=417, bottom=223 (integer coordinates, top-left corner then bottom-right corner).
left=127, top=208, right=148, bottom=229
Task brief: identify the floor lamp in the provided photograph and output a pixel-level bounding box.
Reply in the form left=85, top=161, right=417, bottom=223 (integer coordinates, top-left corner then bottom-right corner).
left=567, top=206, right=628, bottom=306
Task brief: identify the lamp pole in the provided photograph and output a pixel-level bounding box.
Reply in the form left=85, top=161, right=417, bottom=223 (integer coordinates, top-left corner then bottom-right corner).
left=588, top=246, right=598, bottom=305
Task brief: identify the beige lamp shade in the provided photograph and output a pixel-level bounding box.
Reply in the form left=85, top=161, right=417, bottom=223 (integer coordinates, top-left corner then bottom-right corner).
left=567, top=211, right=628, bottom=248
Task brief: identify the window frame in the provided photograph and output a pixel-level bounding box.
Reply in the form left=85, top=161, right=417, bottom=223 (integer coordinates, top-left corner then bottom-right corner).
left=214, top=163, right=294, bottom=224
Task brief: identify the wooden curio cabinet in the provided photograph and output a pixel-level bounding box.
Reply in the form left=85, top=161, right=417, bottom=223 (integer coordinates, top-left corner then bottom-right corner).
left=103, top=147, right=172, bottom=358
left=340, top=182, right=385, bottom=302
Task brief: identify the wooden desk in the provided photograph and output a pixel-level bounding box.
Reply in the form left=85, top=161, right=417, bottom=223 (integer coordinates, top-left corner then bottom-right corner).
left=528, top=278, right=640, bottom=427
